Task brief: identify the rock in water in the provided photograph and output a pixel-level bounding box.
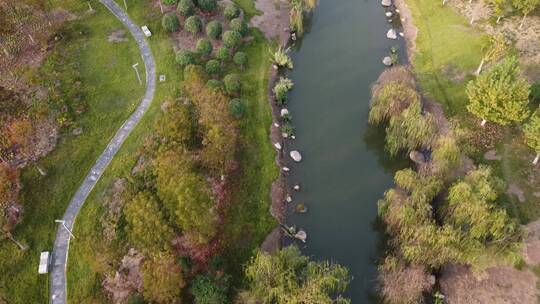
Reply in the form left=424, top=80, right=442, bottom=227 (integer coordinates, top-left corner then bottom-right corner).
left=382, top=56, right=392, bottom=66
left=274, top=143, right=282, bottom=150
left=409, top=150, right=426, bottom=164
left=295, top=230, right=307, bottom=243
left=381, top=0, right=392, bottom=6
left=385, top=11, right=393, bottom=17
left=293, top=184, right=301, bottom=191
left=280, top=108, right=289, bottom=117
left=286, top=195, right=292, bottom=203
left=386, top=28, right=397, bottom=39
left=290, top=150, right=302, bottom=162
left=282, top=166, right=290, bottom=172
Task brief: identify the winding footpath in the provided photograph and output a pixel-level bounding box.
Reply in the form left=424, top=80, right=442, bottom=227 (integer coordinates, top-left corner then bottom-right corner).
left=49, top=1, right=156, bottom=303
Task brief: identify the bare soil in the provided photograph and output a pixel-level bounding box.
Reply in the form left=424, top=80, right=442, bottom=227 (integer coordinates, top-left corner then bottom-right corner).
left=250, top=0, right=290, bottom=44
left=523, top=219, right=540, bottom=266
left=394, top=0, right=417, bottom=62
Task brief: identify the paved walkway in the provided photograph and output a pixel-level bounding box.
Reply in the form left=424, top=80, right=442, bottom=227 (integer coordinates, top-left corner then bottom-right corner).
left=49, top=1, right=156, bottom=303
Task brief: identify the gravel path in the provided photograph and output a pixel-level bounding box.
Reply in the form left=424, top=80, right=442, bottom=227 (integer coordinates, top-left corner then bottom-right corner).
left=49, top=1, right=156, bottom=303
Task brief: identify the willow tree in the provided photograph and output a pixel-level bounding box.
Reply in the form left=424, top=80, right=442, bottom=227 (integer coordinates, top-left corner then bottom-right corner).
left=524, top=109, right=540, bottom=164
left=289, top=0, right=318, bottom=36
left=512, top=0, right=540, bottom=29
left=467, top=56, right=530, bottom=126
left=475, top=34, right=507, bottom=75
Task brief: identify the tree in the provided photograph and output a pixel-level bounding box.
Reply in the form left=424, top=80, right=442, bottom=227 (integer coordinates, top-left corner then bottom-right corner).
left=123, top=191, right=174, bottom=251
left=141, top=252, right=185, bottom=304
left=233, top=51, right=248, bottom=69
left=224, top=3, right=241, bottom=20
left=206, top=20, right=222, bottom=39
left=155, top=99, right=197, bottom=148
left=229, top=18, right=248, bottom=36
left=512, top=0, right=540, bottom=29
left=368, top=82, right=420, bottom=125
left=467, top=57, right=530, bottom=126
left=244, top=246, right=351, bottom=304
left=197, top=0, right=217, bottom=12
left=176, top=49, right=196, bottom=67
left=523, top=108, right=540, bottom=164
left=216, top=47, right=230, bottom=61
left=289, top=0, right=318, bottom=36
left=475, top=34, right=507, bottom=75
left=223, top=73, right=241, bottom=96
left=229, top=98, right=246, bottom=119
left=222, top=30, right=242, bottom=49
left=185, top=15, right=202, bottom=35
left=206, top=79, right=223, bottom=90
left=177, top=0, right=195, bottom=16
left=191, top=275, right=230, bottom=304
left=205, top=59, right=221, bottom=75
left=162, top=12, right=180, bottom=32
left=486, top=0, right=512, bottom=22
left=196, top=38, right=213, bottom=57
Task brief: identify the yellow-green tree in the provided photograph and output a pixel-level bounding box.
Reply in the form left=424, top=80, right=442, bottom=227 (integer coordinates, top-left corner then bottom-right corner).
left=467, top=56, right=530, bottom=126
left=512, top=0, right=540, bottom=29
left=475, top=34, right=507, bottom=75
left=523, top=108, right=540, bottom=164
left=142, top=252, right=186, bottom=304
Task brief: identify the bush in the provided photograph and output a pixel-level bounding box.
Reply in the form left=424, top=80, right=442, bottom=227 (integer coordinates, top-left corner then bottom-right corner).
left=196, top=0, right=217, bottom=12
left=272, top=77, right=294, bottom=105
left=223, top=74, right=241, bottom=95
left=216, top=47, right=230, bottom=61
left=229, top=98, right=246, bottom=118
left=205, top=21, right=222, bottom=39
left=222, top=30, right=242, bottom=49
left=162, top=12, right=180, bottom=32
left=224, top=4, right=241, bottom=20
left=271, top=46, right=293, bottom=69
left=161, top=0, right=178, bottom=5
left=177, top=0, right=195, bottom=16
left=185, top=15, right=202, bottom=35
left=206, top=79, right=223, bottom=90
left=233, top=51, right=248, bottom=68
left=176, top=50, right=195, bottom=67
left=196, top=38, right=213, bottom=57
left=205, top=59, right=221, bottom=75
left=191, top=275, right=229, bottom=304
left=229, top=18, right=248, bottom=36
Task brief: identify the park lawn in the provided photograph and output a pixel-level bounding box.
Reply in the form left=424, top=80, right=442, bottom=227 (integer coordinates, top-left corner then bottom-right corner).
left=406, top=0, right=488, bottom=116
left=0, top=0, right=146, bottom=302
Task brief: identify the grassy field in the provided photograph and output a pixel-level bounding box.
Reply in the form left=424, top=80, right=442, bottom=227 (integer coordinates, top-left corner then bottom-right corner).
left=67, top=0, right=277, bottom=301
left=0, top=0, right=146, bottom=302
left=406, top=0, right=488, bottom=116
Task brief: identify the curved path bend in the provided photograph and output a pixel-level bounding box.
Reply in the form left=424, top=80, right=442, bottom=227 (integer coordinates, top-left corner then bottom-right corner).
left=50, top=1, right=156, bottom=303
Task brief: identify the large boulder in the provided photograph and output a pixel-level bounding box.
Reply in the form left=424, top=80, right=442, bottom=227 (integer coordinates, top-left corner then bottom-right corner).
left=290, top=150, right=302, bottom=162
left=382, top=56, right=392, bottom=66
left=387, top=28, right=397, bottom=39
left=382, top=0, right=392, bottom=7
left=280, top=108, right=289, bottom=117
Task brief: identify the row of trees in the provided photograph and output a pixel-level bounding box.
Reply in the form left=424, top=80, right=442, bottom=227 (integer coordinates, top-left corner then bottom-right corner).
left=485, top=0, right=540, bottom=27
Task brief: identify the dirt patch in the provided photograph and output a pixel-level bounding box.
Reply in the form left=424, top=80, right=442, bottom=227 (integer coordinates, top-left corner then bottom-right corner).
left=108, top=29, right=128, bottom=43
left=440, top=263, right=539, bottom=304
left=523, top=219, right=540, bottom=266
left=507, top=183, right=526, bottom=203
left=260, top=226, right=282, bottom=253
left=103, top=248, right=144, bottom=303
left=394, top=0, right=417, bottom=62
left=484, top=149, right=501, bottom=161
left=250, top=0, right=290, bottom=44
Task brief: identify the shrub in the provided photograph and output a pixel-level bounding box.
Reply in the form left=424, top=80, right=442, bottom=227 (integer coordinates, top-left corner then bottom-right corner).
left=530, top=80, right=540, bottom=106
left=196, top=0, right=217, bottom=12
left=270, top=46, right=293, bottom=69
left=176, top=50, right=195, bottom=67
left=205, top=20, right=222, bottom=39
left=216, top=47, right=230, bottom=61
left=272, top=77, right=294, bottom=105
left=205, top=59, right=221, bottom=75
left=233, top=51, right=248, bottom=68
left=224, top=3, right=241, bottom=20
left=162, top=12, right=180, bottom=32
left=282, top=123, right=294, bottom=136
left=185, top=15, right=202, bottom=35
left=196, top=38, right=213, bottom=57
left=191, top=275, right=229, bottom=304
left=223, top=74, right=241, bottom=95
left=222, top=30, right=242, bottom=49
left=206, top=79, right=223, bottom=90
left=161, top=0, right=178, bottom=5
left=229, top=98, right=246, bottom=118
left=229, top=18, right=248, bottom=36
left=177, top=0, right=195, bottom=16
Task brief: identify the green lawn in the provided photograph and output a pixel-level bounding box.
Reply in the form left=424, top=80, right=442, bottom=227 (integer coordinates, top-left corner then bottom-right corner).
left=0, top=0, right=146, bottom=302
left=233, top=0, right=262, bottom=20
left=407, top=0, right=488, bottom=116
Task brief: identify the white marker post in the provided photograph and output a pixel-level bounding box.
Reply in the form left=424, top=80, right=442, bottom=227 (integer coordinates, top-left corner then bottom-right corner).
left=55, top=220, right=75, bottom=239
left=132, top=63, right=142, bottom=85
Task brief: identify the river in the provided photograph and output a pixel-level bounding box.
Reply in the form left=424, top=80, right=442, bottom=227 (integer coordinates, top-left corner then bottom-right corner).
left=284, top=0, right=408, bottom=302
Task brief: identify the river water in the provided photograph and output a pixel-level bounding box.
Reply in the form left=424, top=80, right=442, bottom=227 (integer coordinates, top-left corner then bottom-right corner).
left=284, top=0, right=408, bottom=302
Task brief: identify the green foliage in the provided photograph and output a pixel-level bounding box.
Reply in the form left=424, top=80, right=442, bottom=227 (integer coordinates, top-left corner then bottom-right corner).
left=162, top=0, right=178, bottom=5
left=512, top=0, right=540, bottom=16
left=176, top=49, right=196, bottom=67
left=229, top=98, right=246, bottom=119
left=141, top=252, right=185, bottom=304
left=222, top=30, right=242, bottom=49
left=191, top=275, right=230, bottom=304
left=270, top=46, right=293, bottom=69
left=206, top=20, right=222, bottom=39
left=530, top=81, right=540, bottom=105
left=185, top=15, right=203, bottom=35
left=224, top=3, right=241, bottom=20
left=223, top=73, right=241, bottom=95
left=431, top=134, right=461, bottom=175
left=369, top=82, right=421, bottom=125
left=216, top=47, right=230, bottom=61
left=233, top=51, right=248, bottom=68
left=177, top=0, right=195, bottom=16
left=162, top=12, right=181, bottom=32
left=229, top=18, right=248, bottom=36
left=205, top=59, right=221, bottom=75
left=155, top=100, right=197, bottom=148
left=196, top=38, right=213, bottom=57
left=272, top=77, right=294, bottom=106
left=196, top=0, right=217, bottom=12
left=244, top=246, right=351, bottom=304
left=523, top=109, right=540, bottom=153
left=289, top=0, right=318, bottom=36
left=206, top=79, right=223, bottom=90
left=123, top=192, right=174, bottom=251
left=467, top=57, right=530, bottom=125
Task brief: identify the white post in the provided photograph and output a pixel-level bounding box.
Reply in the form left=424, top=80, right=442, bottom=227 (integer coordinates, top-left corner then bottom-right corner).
left=442, top=0, right=447, bottom=5
left=475, top=58, right=485, bottom=75
left=55, top=220, right=75, bottom=239
left=519, top=14, right=526, bottom=30
left=132, top=63, right=142, bottom=85
left=159, top=2, right=164, bottom=13
left=480, top=119, right=487, bottom=127
left=87, top=1, right=94, bottom=11
left=123, top=0, right=128, bottom=10
left=533, top=153, right=539, bottom=165
left=470, top=16, right=475, bottom=25
left=496, top=15, right=502, bottom=23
